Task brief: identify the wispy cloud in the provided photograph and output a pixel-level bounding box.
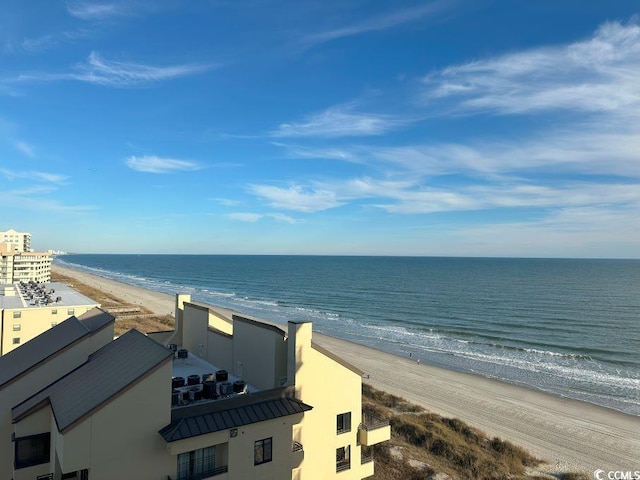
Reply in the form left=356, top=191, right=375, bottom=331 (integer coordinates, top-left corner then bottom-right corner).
left=303, top=1, right=449, bottom=48
left=1, top=168, right=68, bottom=184
left=422, top=20, right=640, bottom=117
left=15, top=141, right=35, bottom=157
left=247, top=184, right=343, bottom=212
left=228, top=212, right=298, bottom=223
left=17, top=51, right=214, bottom=87
left=270, top=104, right=406, bottom=138
left=125, top=155, right=202, bottom=174
left=66, top=2, right=129, bottom=20
left=271, top=142, right=360, bottom=162
left=365, top=130, right=640, bottom=179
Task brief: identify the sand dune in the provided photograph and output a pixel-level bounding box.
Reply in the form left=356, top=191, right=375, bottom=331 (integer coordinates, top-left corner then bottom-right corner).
left=52, top=264, right=640, bottom=475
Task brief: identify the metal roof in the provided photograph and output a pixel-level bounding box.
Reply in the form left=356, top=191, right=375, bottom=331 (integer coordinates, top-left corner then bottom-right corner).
left=12, top=329, right=172, bottom=432
left=159, top=387, right=312, bottom=443
left=0, top=307, right=114, bottom=389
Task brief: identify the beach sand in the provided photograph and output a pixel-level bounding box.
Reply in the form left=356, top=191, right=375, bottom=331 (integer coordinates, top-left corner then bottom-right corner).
left=52, top=264, right=640, bottom=475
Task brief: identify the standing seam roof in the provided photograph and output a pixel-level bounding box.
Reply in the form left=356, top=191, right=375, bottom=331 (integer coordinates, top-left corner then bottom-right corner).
left=159, top=397, right=312, bottom=443
left=12, top=329, right=172, bottom=432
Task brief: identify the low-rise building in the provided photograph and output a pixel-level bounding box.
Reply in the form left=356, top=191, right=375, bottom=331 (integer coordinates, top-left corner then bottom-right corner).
left=0, top=281, right=100, bottom=355
left=0, top=293, right=390, bottom=479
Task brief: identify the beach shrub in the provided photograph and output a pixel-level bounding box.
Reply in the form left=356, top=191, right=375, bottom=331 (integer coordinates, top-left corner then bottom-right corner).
left=364, top=383, right=541, bottom=480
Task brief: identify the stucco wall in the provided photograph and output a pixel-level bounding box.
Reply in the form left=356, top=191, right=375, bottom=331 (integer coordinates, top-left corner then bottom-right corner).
left=288, top=322, right=366, bottom=479
left=58, top=360, right=174, bottom=479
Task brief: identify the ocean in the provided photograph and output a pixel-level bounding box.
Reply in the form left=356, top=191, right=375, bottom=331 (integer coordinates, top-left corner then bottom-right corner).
left=55, top=255, right=640, bottom=416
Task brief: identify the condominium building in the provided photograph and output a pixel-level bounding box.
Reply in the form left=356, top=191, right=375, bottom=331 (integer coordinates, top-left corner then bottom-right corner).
left=0, top=294, right=390, bottom=480
left=0, top=281, right=100, bottom=355
left=0, top=229, right=32, bottom=253
left=1, top=245, right=51, bottom=284
left=0, top=229, right=51, bottom=283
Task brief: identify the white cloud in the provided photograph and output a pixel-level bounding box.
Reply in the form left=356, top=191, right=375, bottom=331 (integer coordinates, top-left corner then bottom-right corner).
left=15, top=141, right=35, bottom=157
left=422, top=20, right=640, bottom=117
left=125, top=155, right=201, bottom=174
left=17, top=51, right=214, bottom=87
left=228, top=212, right=263, bottom=222
left=228, top=212, right=299, bottom=223
left=303, top=2, right=449, bottom=47
left=66, top=2, right=128, bottom=20
left=270, top=104, right=405, bottom=138
left=248, top=184, right=343, bottom=212
left=271, top=142, right=359, bottom=162
left=366, top=130, right=640, bottom=179
left=0, top=168, right=67, bottom=184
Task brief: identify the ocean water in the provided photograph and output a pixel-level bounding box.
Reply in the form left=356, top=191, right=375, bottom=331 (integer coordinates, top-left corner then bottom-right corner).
left=55, top=255, right=640, bottom=416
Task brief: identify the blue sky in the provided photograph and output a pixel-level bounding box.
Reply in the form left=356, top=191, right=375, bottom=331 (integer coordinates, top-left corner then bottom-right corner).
left=1, top=1, right=638, bottom=257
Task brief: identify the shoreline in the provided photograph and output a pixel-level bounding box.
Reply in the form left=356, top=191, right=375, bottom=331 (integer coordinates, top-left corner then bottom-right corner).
left=51, top=263, right=640, bottom=474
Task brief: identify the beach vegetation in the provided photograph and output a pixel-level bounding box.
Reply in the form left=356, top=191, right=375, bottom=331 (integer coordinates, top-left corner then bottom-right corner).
left=363, top=383, right=549, bottom=480
left=51, top=271, right=175, bottom=335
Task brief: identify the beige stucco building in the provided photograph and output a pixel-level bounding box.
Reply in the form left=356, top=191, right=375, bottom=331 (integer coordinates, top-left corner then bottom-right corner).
left=0, top=229, right=32, bottom=253
left=0, top=282, right=100, bottom=355
left=0, top=293, right=389, bottom=479
left=1, top=245, right=52, bottom=284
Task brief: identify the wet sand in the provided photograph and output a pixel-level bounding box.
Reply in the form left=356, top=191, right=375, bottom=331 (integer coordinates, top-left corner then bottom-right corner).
left=52, top=263, right=640, bottom=475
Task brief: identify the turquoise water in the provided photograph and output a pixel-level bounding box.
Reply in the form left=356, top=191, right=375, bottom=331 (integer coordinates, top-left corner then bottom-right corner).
left=56, top=255, right=640, bottom=415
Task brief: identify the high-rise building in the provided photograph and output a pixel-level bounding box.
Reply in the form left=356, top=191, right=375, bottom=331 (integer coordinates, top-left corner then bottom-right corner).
left=0, top=229, right=32, bottom=253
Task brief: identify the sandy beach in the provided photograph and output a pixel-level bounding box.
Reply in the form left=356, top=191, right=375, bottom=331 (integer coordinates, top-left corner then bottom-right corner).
left=52, top=264, right=640, bottom=475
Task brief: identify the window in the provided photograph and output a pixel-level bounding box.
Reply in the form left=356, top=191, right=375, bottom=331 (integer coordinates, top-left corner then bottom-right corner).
left=254, top=437, right=272, bottom=465
left=67, top=309, right=75, bottom=315
left=13, top=311, right=21, bottom=319
left=13, top=324, right=21, bottom=331
left=51, top=309, right=57, bottom=315
left=177, top=446, right=215, bottom=480
left=13, top=338, right=20, bottom=345
left=337, top=412, right=351, bottom=434
left=14, top=433, right=50, bottom=469
left=336, top=446, right=351, bottom=472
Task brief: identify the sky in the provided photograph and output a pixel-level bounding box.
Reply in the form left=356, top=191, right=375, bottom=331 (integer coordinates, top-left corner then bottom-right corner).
left=1, top=1, right=638, bottom=257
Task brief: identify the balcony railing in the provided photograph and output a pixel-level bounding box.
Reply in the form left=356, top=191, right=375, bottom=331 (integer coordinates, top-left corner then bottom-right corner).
left=292, top=441, right=304, bottom=453
left=361, top=449, right=373, bottom=464
left=168, top=465, right=229, bottom=480
left=336, top=460, right=351, bottom=472
left=360, top=413, right=389, bottom=431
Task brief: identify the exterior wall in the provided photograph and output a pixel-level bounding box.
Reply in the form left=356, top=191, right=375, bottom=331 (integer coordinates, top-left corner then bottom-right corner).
left=12, top=252, right=51, bottom=282
left=167, top=413, right=304, bottom=480
left=0, top=325, right=114, bottom=479
left=288, top=322, right=367, bottom=480
left=1, top=302, right=100, bottom=355
left=206, top=328, right=233, bottom=371
left=0, top=252, right=14, bottom=283
left=181, top=302, right=210, bottom=358
left=13, top=406, right=54, bottom=480
left=57, top=360, right=174, bottom=479
left=232, top=317, right=287, bottom=390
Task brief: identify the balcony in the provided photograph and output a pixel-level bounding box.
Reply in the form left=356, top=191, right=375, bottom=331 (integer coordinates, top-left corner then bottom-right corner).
left=361, top=448, right=375, bottom=478
left=292, top=441, right=304, bottom=468
left=358, top=414, right=390, bottom=446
